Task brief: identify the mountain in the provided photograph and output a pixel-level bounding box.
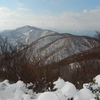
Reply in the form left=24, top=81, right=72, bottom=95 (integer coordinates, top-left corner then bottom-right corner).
left=23, top=33, right=99, bottom=63
left=0, top=25, right=100, bottom=63
left=0, top=25, right=58, bottom=45
left=26, top=33, right=73, bottom=53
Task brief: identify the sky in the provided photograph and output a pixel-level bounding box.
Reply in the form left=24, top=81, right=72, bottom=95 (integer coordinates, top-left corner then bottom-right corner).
left=0, top=0, right=100, bottom=33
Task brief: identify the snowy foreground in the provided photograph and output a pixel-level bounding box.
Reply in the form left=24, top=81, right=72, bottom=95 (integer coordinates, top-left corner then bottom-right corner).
left=0, top=75, right=100, bottom=100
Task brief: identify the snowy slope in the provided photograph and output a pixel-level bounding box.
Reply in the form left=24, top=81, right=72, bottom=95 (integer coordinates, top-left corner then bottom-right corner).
left=26, top=33, right=72, bottom=53
left=33, top=36, right=99, bottom=63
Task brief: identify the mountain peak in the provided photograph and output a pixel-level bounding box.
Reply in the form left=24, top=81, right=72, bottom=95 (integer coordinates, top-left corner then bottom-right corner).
left=18, top=25, right=42, bottom=30
left=0, top=25, right=59, bottom=45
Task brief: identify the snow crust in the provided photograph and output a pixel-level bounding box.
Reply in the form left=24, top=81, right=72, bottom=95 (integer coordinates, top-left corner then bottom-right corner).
left=0, top=75, right=100, bottom=100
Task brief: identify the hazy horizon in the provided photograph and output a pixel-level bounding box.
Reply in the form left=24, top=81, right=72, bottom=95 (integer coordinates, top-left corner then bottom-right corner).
left=0, top=25, right=98, bottom=37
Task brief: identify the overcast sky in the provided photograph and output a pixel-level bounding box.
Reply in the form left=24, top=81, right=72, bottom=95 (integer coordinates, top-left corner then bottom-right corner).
left=0, top=0, right=100, bottom=32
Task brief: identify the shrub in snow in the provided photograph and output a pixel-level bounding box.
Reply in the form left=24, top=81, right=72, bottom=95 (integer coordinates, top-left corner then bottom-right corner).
left=37, top=78, right=77, bottom=100
left=53, top=78, right=77, bottom=100
left=1, top=75, right=100, bottom=100
left=53, top=77, right=65, bottom=90
left=0, top=80, right=35, bottom=100
left=60, top=81, right=77, bottom=99
left=94, top=75, right=100, bottom=86
left=83, top=74, right=100, bottom=100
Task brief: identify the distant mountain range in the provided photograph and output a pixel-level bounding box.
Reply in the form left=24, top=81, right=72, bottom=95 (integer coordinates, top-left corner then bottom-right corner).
left=65, top=30, right=97, bottom=37
left=0, top=25, right=99, bottom=63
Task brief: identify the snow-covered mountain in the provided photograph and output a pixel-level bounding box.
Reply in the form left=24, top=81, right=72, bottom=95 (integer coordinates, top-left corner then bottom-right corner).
left=0, top=25, right=58, bottom=45
left=27, top=33, right=72, bottom=53
left=32, top=35, right=99, bottom=63
left=0, top=25, right=100, bottom=63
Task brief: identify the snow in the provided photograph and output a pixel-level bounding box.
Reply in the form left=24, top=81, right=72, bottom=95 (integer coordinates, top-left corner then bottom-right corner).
left=0, top=75, right=100, bottom=100
left=37, top=76, right=98, bottom=100
left=53, top=77, right=65, bottom=89
left=60, top=81, right=77, bottom=98
left=53, top=77, right=77, bottom=99
left=37, top=92, right=59, bottom=100
left=78, top=88, right=94, bottom=100
left=74, top=94, right=82, bottom=100
left=94, top=75, right=100, bottom=85
left=30, top=29, right=33, bottom=32
left=0, top=80, right=35, bottom=100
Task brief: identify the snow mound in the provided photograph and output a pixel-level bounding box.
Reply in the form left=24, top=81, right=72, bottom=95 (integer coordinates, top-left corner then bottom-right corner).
left=54, top=78, right=77, bottom=99
left=78, top=88, right=94, bottom=100
left=74, top=94, right=82, bottom=100
left=37, top=92, right=59, bottom=100
left=60, top=81, right=77, bottom=99
left=0, top=80, right=35, bottom=100
left=94, top=75, right=100, bottom=85
left=38, top=79, right=77, bottom=100
left=53, top=77, right=65, bottom=89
